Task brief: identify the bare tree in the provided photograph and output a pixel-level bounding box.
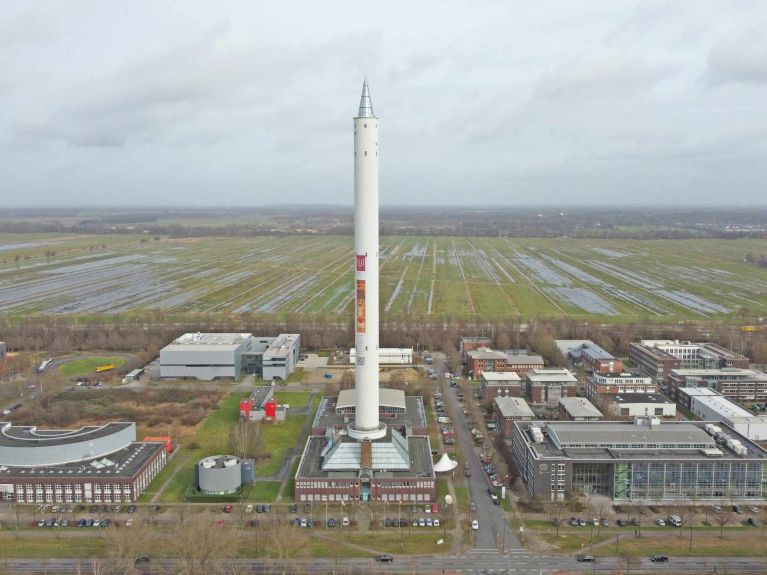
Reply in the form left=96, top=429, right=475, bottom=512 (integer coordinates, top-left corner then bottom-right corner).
left=266, top=516, right=309, bottom=575
left=103, top=522, right=156, bottom=574
left=163, top=511, right=239, bottom=575
left=712, top=509, right=733, bottom=538
left=228, top=420, right=262, bottom=461
left=618, top=549, right=640, bottom=574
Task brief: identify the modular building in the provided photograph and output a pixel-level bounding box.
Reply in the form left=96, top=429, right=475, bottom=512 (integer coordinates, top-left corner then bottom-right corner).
left=511, top=418, right=767, bottom=503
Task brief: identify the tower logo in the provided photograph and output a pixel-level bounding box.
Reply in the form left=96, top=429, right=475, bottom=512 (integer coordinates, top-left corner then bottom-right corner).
left=356, top=254, right=366, bottom=271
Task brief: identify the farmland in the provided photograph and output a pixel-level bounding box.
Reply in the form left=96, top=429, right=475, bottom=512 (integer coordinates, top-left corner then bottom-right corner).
left=0, top=233, right=766, bottom=320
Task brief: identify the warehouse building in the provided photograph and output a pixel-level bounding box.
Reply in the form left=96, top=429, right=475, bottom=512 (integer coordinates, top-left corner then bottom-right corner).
left=526, top=368, right=579, bottom=404
left=0, top=422, right=165, bottom=503
left=349, top=348, right=413, bottom=365
left=160, top=332, right=300, bottom=381
left=667, top=367, right=767, bottom=402
left=679, top=387, right=767, bottom=441
left=558, top=397, right=603, bottom=421
left=511, top=418, right=767, bottom=502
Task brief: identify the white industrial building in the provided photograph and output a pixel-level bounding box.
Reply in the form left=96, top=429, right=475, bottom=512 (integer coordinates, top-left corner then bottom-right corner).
left=680, top=387, right=767, bottom=441
left=349, top=347, right=412, bottom=365
left=160, top=333, right=301, bottom=381
left=596, top=393, right=677, bottom=418
left=160, top=333, right=255, bottom=380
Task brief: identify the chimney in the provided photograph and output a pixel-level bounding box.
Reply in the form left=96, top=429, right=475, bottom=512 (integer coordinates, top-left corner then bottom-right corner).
left=360, top=439, right=372, bottom=468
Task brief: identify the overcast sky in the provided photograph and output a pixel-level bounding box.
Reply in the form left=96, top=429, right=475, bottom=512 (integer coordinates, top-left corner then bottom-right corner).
left=2, top=1, right=766, bottom=208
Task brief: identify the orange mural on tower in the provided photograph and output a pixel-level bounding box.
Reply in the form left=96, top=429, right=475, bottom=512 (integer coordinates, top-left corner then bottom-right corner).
left=356, top=280, right=366, bottom=333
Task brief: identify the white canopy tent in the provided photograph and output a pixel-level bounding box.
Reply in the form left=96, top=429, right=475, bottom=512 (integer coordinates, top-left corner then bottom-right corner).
left=433, top=453, right=458, bottom=473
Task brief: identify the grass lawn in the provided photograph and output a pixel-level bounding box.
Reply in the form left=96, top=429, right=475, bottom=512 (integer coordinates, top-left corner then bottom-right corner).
left=58, top=356, right=126, bottom=377
left=285, top=457, right=301, bottom=499
left=274, top=391, right=311, bottom=409
left=342, top=532, right=453, bottom=555
left=247, top=481, right=281, bottom=502
left=454, top=485, right=469, bottom=514
left=0, top=535, right=106, bottom=558
left=614, top=533, right=767, bottom=557
left=258, top=415, right=305, bottom=476
left=436, top=478, right=450, bottom=502
left=137, top=454, right=185, bottom=502
left=285, top=368, right=307, bottom=383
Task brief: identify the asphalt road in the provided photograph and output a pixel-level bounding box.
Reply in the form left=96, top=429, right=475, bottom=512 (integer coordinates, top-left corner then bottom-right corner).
left=3, top=553, right=767, bottom=574
left=432, top=352, right=520, bottom=552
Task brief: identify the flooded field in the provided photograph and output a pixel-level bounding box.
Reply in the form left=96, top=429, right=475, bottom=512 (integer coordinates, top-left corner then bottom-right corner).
left=0, top=233, right=766, bottom=319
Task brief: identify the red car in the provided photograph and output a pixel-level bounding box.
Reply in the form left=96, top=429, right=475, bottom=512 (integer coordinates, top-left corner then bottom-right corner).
left=223, top=505, right=233, bottom=513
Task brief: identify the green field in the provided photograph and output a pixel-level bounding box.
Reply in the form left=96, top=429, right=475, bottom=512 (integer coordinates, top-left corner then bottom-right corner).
left=1, top=233, right=766, bottom=320
left=58, top=356, right=126, bottom=377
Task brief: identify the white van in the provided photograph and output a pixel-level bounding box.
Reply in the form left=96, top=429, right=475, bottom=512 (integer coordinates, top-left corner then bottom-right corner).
left=667, top=514, right=682, bottom=527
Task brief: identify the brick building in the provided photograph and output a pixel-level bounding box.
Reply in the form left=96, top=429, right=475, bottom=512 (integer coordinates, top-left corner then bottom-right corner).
left=460, top=337, right=492, bottom=362
left=586, top=373, right=657, bottom=398
left=468, top=348, right=543, bottom=379
left=525, top=368, right=579, bottom=404
left=494, top=396, right=535, bottom=437
left=479, top=372, right=523, bottom=398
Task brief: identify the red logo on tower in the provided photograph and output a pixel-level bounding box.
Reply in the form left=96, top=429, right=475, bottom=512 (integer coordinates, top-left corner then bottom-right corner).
left=356, top=254, right=366, bottom=271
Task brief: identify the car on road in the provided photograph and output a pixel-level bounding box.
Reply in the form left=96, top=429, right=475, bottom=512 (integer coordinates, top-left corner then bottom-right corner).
left=472, top=520, right=479, bottom=530
left=576, top=555, right=595, bottom=563
left=650, top=554, right=669, bottom=563
left=655, top=519, right=666, bottom=526
left=376, top=554, right=394, bottom=563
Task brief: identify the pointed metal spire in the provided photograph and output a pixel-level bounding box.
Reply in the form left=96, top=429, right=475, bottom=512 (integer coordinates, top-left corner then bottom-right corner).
left=357, top=78, right=375, bottom=118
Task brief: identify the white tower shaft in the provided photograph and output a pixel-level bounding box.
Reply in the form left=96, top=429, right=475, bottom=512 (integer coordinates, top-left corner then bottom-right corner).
left=350, top=79, right=384, bottom=439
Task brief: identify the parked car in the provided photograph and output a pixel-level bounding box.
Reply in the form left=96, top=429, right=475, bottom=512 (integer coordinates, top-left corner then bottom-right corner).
left=425, top=504, right=431, bottom=514
left=655, top=519, right=666, bottom=526
left=747, top=517, right=760, bottom=527
left=342, top=516, right=349, bottom=527
left=601, top=519, right=609, bottom=527
left=578, top=518, right=587, bottom=527
left=470, top=501, right=477, bottom=512
left=733, top=505, right=743, bottom=514
left=650, top=554, right=669, bottom=563
left=472, top=520, right=479, bottom=530
left=127, top=505, right=137, bottom=514
left=749, top=506, right=759, bottom=514
left=616, top=519, right=626, bottom=527
left=433, top=519, right=440, bottom=527
left=327, top=518, right=336, bottom=528
left=418, top=518, right=426, bottom=527
left=426, top=518, right=433, bottom=527
left=223, top=505, right=233, bottom=513
left=300, top=518, right=308, bottom=528
left=576, top=555, right=595, bottom=563
left=289, top=504, right=297, bottom=514
left=245, top=505, right=253, bottom=513
left=249, top=519, right=259, bottom=527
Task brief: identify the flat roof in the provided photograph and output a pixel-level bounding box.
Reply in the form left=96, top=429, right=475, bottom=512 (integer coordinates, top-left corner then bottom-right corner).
left=670, top=368, right=767, bottom=378
left=313, top=395, right=426, bottom=430
left=170, top=333, right=251, bottom=346
left=580, top=345, right=615, bottom=360
left=0, top=442, right=163, bottom=478
left=481, top=372, right=521, bottom=383
left=461, top=337, right=491, bottom=343
left=527, top=368, right=577, bottom=383
left=0, top=422, right=134, bottom=448
left=693, top=395, right=754, bottom=419
left=494, top=396, right=535, bottom=418
left=602, top=393, right=674, bottom=405
left=263, top=334, right=300, bottom=360
left=555, top=340, right=595, bottom=354
left=559, top=397, right=602, bottom=418
left=515, top=420, right=767, bottom=461
left=678, top=387, right=721, bottom=397
left=336, top=388, right=406, bottom=411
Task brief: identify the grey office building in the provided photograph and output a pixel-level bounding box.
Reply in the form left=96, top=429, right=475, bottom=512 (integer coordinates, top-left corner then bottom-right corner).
left=511, top=418, right=767, bottom=503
